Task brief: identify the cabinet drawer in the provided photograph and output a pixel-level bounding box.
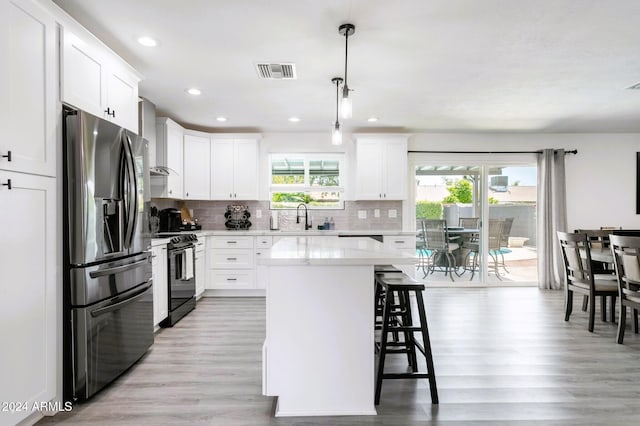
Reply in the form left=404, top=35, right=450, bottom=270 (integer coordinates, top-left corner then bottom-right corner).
left=209, top=270, right=254, bottom=289
left=210, top=249, right=253, bottom=268
left=195, top=241, right=205, bottom=254
left=210, top=236, right=254, bottom=249
left=384, top=236, right=415, bottom=250
left=256, top=236, right=273, bottom=248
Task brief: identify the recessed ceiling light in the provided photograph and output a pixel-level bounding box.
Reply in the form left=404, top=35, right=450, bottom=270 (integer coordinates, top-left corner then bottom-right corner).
left=288, top=117, right=300, bottom=122
left=185, top=88, right=202, bottom=96
left=137, top=36, right=157, bottom=47
left=216, top=116, right=227, bottom=122
left=367, top=117, right=379, bottom=122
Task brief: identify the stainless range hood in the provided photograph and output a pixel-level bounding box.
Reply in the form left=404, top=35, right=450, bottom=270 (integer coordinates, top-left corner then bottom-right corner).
left=149, top=165, right=174, bottom=176
left=140, top=97, right=177, bottom=176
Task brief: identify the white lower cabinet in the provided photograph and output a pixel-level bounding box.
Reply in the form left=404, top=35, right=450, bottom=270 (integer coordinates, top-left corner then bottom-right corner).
left=195, top=240, right=206, bottom=298
left=151, top=244, right=168, bottom=327
left=255, top=236, right=273, bottom=289
left=0, top=170, right=56, bottom=425
left=206, top=236, right=256, bottom=290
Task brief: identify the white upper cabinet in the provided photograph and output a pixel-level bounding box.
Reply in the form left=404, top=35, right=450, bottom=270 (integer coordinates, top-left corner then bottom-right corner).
left=210, top=136, right=259, bottom=200
left=354, top=136, right=408, bottom=200
left=0, top=0, right=56, bottom=177
left=183, top=132, right=211, bottom=200
left=60, top=25, right=140, bottom=133
left=153, top=117, right=184, bottom=199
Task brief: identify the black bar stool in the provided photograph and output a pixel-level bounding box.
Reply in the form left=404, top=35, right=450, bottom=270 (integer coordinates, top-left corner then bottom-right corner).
left=374, top=265, right=404, bottom=336
left=374, top=272, right=439, bottom=405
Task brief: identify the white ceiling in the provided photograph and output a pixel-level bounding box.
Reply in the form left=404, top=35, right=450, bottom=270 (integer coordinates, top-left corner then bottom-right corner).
left=53, top=0, right=640, bottom=133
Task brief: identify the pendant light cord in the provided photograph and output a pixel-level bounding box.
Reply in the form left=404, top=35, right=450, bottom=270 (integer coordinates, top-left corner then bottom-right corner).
left=343, top=32, right=349, bottom=88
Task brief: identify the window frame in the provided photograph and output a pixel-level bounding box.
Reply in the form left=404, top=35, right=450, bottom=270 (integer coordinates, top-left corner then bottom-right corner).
left=269, top=153, right=345, bottom=210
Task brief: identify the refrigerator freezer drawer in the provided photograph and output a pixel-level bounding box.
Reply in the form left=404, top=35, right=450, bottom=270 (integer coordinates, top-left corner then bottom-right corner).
left=72, top=282, right=153, bottom=400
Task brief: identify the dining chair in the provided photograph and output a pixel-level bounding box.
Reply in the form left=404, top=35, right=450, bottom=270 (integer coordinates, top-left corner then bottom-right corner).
left=609, top=235, right=640, bottom=344
left=422, top=219, right=460, bottom=281
left=575, top=229, right=617, bottom=312
left=557, top=232, right=618, bottom=332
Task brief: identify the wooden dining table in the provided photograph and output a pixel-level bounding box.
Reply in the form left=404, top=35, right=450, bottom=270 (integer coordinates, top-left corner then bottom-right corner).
left=580, top=247, right=613, bottom=264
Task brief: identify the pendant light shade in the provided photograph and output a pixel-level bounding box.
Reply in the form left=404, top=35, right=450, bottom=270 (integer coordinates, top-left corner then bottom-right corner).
left=339, top=23, right=355, bottom=119
left=332, top=121, right=342, bottom=146
left=331, top=77, right=343, bottom=145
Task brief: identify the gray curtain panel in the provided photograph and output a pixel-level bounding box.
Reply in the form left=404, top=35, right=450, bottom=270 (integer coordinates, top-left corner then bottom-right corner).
left=537, top=149, right=567, bottom=290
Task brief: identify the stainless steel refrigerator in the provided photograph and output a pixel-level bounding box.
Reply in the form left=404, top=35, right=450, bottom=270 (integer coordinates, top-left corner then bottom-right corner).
left=63, top=107, right=153, bottom=401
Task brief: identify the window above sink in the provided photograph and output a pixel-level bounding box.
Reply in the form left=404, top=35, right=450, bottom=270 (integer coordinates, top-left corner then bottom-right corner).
left=270, top=153, right=345, bottom=209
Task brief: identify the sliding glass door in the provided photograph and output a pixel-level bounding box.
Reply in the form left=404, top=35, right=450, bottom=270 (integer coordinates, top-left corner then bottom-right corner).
left=410, top=154, right=538, bottom=286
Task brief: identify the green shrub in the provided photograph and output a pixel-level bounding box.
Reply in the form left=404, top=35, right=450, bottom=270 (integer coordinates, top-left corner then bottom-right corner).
left=416, top=201, right=442, bottom=219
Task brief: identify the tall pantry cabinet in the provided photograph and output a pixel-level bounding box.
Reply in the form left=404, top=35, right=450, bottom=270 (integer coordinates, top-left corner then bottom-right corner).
left=0, top=0, right=57, bottom=425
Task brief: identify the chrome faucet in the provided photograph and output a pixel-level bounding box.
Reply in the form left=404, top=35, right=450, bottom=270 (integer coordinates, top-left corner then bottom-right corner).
left=296, top=203, right=312, bottom=230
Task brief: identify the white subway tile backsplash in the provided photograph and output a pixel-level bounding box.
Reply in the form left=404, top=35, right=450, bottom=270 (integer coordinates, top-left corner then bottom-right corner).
left=150, top=199, right=403, bottom=231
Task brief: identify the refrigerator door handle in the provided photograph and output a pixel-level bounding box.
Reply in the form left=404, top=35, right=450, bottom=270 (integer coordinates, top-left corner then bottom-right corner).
left=90, top=282, right=152, bottom=318
left=88, top=257, right=149, bottom=278
left=122, top=134, right=138, bottom=249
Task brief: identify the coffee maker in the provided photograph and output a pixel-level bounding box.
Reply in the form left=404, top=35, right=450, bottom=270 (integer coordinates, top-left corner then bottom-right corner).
left=158, top=208, right=182, bottom=232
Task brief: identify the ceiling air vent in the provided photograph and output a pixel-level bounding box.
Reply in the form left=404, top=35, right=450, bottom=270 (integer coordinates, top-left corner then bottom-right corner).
left=256, top=63, right=297, bottom=79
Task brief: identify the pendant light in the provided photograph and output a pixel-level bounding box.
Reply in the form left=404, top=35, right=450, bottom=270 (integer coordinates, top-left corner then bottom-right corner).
left=331, top=77, right=343, bottom=145
left=339, top=23, right=355, bottom=119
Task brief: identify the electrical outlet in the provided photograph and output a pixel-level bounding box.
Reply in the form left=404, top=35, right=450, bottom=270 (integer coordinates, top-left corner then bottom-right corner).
left=388, top=209, right=397, bottom=218
left=256, top=209, right=262, bottom=218
left=358, top=210, right=367, bottom=219
left=374, top=209, right=380, bottom=218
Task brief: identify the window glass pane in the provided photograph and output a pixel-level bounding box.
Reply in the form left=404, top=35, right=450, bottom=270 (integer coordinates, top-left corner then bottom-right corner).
left=271, top=192, right=307, bottom=209
left=271, top=157, right=305, bottom=184
left=308, top=190, right=341, bottom=208
left=309, top=159, right=340, bottom=187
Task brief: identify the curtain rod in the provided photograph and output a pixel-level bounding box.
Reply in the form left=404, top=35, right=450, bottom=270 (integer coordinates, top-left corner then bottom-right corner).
left=407, top=149, right=578, bottom=155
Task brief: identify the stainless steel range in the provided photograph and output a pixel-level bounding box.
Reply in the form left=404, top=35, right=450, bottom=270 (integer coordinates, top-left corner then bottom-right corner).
left=160, top=234, right=197, bottom=327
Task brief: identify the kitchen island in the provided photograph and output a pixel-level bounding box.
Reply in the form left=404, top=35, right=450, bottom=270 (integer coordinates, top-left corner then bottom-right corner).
left=258, top=236, right=415, bottom=417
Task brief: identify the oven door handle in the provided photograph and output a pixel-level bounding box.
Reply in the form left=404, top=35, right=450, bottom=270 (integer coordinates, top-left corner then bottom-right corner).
left=91, top=282, right=152, bottom=318
left=89, top=257, right=149, bottom=278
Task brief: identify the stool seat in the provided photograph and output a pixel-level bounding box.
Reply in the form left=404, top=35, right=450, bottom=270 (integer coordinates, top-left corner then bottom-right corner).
left=375, top=264, right=403, bottom=274
left=376, top=273, right=424, bottom=290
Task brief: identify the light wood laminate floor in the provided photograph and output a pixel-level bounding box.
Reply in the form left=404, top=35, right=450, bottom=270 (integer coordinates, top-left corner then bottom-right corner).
left=39, top=288, right=640, bottom=425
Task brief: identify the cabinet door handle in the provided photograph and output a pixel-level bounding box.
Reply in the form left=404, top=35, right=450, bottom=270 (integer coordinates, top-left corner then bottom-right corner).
left=1, top=151, right=11, bottom=162
left=394, top=240, right=404, bottom=244
left=227, top=241, right=237, bottom=244
left=169, top=189, right=173, bottom=194
left=2, top=179, right=11, bottom=190
left=226, top=257, right=237, bottom=261
left=229, top=193, right=232, bottom=198
left=379, top=193, right=382, bottom=198
left=186, top=192, right=189, bottom=197
left=104, top=107, right=115, bottom=117
left=383, top=193, right=386, bottom=198
left=234, top=193, right=237, bottom=198
left=226, top=278, right=237, bottom=281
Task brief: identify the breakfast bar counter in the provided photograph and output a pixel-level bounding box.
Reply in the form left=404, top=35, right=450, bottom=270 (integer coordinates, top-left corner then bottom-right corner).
left=258, top=236, right=415, bottom=417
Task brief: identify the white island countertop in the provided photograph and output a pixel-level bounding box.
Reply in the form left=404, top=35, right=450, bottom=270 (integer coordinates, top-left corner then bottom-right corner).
left=257, top=235, right=416, bottom=266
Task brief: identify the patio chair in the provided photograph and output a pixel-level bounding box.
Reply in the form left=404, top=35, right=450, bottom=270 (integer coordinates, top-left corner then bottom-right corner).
left=557, top=232, right=618, bottom=332
left=416, top=219, right=432, bottom=277
left=495, top=217, right=514, bottom=273
left=423, top=219, right=460, bottom=282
